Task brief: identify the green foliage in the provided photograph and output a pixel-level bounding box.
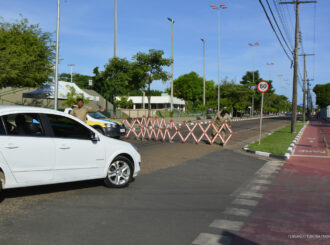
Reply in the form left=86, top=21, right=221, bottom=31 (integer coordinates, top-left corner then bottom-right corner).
left=0, top=17, right=55, bottom=88
left=129, top=89, right=163, bottom=96
left=248, top=123, right=303, bottom=155
left=313, top=83, right=330, bottom=108
left=92, top=57, right=131, bottom=109
left=171, top=72, right=216, bottom=109
left=132, top=49, right=171, bottom=115
left=114, top=96, right=133, bottom=109
left=156, top=110, right=163, bottom=117
left=62, top=87, right=90, bottom=107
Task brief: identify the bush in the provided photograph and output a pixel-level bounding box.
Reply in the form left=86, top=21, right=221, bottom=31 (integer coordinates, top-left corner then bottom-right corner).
left=156, top=110, right=163, bottom=117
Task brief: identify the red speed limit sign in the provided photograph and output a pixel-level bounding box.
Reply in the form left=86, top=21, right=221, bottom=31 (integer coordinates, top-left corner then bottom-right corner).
left=257, top=81, right=269, bottom=93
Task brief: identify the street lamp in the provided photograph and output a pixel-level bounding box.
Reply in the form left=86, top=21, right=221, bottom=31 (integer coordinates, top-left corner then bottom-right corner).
left=167, top=17, right=175, bottom=111
left=68, top=64, right=75, bottom=83
left=248, top=42, right=259, bottom=116
left=201, top=38, right=206, bottom=106
left=210, top=3, right=227, bottom=112
left=114, top=0, right=117, bottom=57
left=54, top=0, right=61, bottom=110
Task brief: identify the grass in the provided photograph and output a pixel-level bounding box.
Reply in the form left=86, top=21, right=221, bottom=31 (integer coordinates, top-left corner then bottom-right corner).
left=248, top=123, right=304, bottom=156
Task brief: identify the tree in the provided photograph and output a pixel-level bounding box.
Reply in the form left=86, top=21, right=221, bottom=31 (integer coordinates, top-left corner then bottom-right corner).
left=132, top=49, right=171, bottom=116
left=313, top=83, right=330, bottom=108
left=62, top=87, right=90, bottom=107
left=0, top=17, right=54, bottom=88
left=220, top=79, right=253, bottom=116
left=92, top=57, right=131, bottom=115
left=114, top=96, right=133, bottom=109
left=170, top=71, right=216, bottom=111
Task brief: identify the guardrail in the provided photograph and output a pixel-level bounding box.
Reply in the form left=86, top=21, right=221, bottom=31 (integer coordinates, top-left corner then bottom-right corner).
left=122, top=116, right=233, bottom=145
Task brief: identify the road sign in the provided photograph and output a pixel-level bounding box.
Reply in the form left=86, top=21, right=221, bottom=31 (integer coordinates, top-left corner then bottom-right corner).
left=257, top=81, right=269, bottom=93
left=257, top=81, right=269, bottom=144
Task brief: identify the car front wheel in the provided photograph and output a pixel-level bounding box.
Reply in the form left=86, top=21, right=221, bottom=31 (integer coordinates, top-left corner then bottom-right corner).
left=104, top=156, right=133, bottom=188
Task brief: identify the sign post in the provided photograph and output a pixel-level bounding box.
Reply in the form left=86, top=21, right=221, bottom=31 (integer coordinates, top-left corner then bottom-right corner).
left=257, top=81, right=270, bottom=144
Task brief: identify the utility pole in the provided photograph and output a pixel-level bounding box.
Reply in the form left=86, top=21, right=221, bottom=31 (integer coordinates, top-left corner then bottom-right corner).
left=114, top=0, right=117, bottom=57
left=280, top=0, right=317, bottom=133
left=68, top=64, right=75, bottom=83
left=201, top=38, right=206, bottom=106
left=298, top=54, right=314, bottom=124
left=306, top=78, right=314, bottom=116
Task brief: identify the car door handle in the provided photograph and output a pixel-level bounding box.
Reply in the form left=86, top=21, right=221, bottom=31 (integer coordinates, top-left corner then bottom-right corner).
left=4, top=144, right=18, bottom=149
left=59, top=145, right=71, bottom=150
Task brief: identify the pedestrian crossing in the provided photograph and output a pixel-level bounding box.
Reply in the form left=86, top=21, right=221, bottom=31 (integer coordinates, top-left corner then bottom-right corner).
left=192, top=160, right=283, bottom=245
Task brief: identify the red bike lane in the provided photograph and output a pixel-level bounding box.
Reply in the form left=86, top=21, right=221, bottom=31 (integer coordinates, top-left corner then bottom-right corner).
left=232, top=120, right=330, bottom=245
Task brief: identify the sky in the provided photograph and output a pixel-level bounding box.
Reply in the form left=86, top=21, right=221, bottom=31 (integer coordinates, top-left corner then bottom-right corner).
left=1, top=0, right=329, bottom=105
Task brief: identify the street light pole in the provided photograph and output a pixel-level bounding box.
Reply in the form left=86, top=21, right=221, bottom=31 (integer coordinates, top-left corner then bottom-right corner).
left=54, top=0, right=61, bottom=110
left=217, top=10, right=220, bottom=112
left=114, top=0, right=117, bottom=57
left=167, top=17, right=175, bottom=111
left=248, top=42, right=259, bottom=116
left=201, top=38, right=206, bottom=106
left=210, top=4, right=227, bottom=112
left=68, top=64, right=75, bottom=83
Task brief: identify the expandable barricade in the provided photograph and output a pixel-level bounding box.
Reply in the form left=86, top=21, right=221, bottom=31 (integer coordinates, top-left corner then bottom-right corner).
left=122, top=116, right=233, bottom=145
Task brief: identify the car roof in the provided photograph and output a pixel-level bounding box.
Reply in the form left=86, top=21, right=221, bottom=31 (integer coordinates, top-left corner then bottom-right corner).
left=0, top=105, right=67, bottom=117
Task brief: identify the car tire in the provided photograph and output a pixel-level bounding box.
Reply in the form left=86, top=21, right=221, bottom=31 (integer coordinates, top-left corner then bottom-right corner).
left=104, top=156, right=133, bottom=188
left=113, top=136, right=120, bottom=139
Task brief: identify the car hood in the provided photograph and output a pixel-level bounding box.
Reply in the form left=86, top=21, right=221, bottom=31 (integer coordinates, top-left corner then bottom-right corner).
left=89, top=117, right=123, bottom=126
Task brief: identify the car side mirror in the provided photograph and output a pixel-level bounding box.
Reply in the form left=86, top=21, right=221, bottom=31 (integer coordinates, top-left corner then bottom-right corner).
left=90, top=132, right=100, bottom=142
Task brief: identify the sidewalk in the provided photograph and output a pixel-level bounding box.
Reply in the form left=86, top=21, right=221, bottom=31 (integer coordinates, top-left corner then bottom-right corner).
left=232, top=119, right=330, bottom=245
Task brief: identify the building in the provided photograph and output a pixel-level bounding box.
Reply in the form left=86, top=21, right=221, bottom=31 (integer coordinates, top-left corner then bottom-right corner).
left=117, top=93, right=185, bottom=111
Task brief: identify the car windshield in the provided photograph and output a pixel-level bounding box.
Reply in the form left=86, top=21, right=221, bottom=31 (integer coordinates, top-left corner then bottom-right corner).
left=88, top=112, right=106, bottom=119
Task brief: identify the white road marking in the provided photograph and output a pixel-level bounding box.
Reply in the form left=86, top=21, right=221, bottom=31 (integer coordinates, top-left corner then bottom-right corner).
left=192, top=233, right=232, bottom=245
left=210, top=219, right=244, bottom=231
left=233, top=198, right=258, bottom=207
left=292, top=154, right=330, bottom=158
left=252, top=179, right=272, bottom=185
left=298, top=149, right=326, bottom=154
left=192, top=160, right=283, bottom=245
left=239, top=191, right=264, bottom=199
left=223, top=207, right=251, bottom=217
left=250, top=185, right=268, bottom=192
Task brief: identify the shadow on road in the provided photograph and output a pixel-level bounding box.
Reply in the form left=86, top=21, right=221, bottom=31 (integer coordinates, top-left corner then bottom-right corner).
left=1, top=179, right=104, bottom=201
left=222, top=231, right=259, bottom=245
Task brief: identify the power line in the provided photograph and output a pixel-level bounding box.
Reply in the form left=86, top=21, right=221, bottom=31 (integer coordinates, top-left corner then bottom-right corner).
left=265, top=0, right=292, bottom=52
left=272, top=0, right=294, bottom=50
left=312, top=2, right=317, bottom=81
left=258, top=0, right=293, bottom=61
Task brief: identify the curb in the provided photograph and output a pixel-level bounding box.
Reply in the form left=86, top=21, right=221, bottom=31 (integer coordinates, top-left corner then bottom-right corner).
left=284, top=121, right=309, bottom=159
left=243, top=146, right=288, bottom=160
left=243, top=121, right=309, bottom=160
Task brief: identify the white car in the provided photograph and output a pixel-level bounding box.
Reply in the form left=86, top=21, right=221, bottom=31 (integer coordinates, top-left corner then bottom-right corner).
left=0, top=106, right=141, bottom=195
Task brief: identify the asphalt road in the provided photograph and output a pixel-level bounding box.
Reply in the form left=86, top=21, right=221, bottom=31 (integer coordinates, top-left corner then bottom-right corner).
left=0, top=117, right=290, bottom=245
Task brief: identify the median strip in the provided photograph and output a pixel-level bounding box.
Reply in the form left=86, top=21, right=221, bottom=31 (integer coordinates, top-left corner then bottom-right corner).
left=243, top=122, right=306, bottom=160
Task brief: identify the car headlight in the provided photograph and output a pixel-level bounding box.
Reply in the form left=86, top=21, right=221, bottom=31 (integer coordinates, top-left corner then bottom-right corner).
left=106, top=123, right=115, bottom=128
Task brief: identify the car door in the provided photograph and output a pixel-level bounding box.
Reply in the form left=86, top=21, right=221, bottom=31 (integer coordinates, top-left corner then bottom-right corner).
left=45, top=113, right=106, bottom=181
left=0, top=113, right=55, bottom=184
